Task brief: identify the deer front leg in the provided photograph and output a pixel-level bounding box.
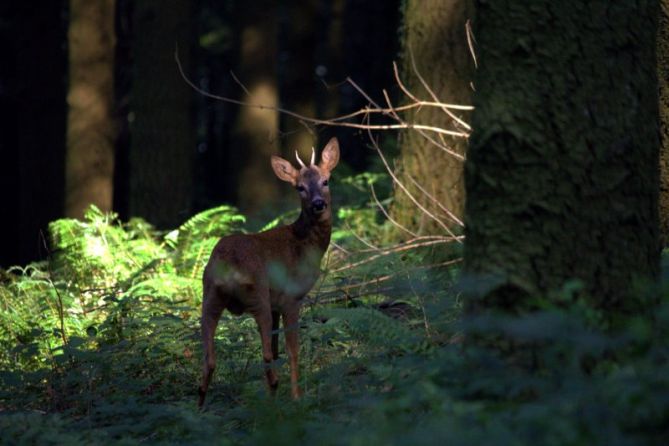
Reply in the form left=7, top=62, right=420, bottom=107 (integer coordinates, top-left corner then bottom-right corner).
left=253, top=304, right=279, bottom=394
left=282, top=307, right=302, bottom=399
left=198, top=288, right=225, bottom=407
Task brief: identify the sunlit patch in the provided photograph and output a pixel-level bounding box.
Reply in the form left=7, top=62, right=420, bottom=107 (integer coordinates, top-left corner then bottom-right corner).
left=85, top=235, right=109, bottom=261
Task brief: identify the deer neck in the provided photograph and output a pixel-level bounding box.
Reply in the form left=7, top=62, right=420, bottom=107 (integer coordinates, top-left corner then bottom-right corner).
left=291, top=210, right=332, bottom=253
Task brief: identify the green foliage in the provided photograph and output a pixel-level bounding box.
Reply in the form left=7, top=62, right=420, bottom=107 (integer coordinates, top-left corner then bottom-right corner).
left=332, top=170, right=399, bottom=244
left=166, top=204, right=246, bottom=279
left=1, top=201, right=668, bottom=445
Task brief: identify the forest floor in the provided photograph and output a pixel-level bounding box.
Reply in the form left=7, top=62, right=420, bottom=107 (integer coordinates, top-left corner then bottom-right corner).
left=1, top=202, right=668, bottom=445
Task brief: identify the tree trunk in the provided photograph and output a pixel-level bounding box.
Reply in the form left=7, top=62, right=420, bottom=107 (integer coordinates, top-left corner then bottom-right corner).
left=390, top=0, right=474, bottom=236
left=278, top=0, right=318, bottom=162
left=0, top=1, right=68, bottom=266
left=65, top=0, right=116, bottom=219
left=232, top=0, right=280, bottom=216
left=659, top=1, right=669, bottom=248
left=191, top=1, right=242, bottom=212
left=127, top=0, right=195, bottom=228
left=464, top=1, right=660, bottom=309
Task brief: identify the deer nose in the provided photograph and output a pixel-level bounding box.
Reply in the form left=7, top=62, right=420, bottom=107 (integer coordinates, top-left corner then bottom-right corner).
left=311, top=199, right=327, bottom=213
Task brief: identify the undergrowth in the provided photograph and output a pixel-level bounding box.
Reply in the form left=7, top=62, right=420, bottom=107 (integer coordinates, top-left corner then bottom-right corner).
left=1, top=186, right=668, bottom=444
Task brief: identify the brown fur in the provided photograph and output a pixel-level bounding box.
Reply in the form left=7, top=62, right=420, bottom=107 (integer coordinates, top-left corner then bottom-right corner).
left=198, top=138, right=340, bottom=406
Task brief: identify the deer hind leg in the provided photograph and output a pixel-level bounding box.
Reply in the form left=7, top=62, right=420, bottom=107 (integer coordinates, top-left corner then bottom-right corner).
left=252, top=299, right=279, bottom=394
left=198, top=287, right=225, bottom=408
left=282, top=308, right=302, bottom=399
left=271, top=311, right=280, bottom=361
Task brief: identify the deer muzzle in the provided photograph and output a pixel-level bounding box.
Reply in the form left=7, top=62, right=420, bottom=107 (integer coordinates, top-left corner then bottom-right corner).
left=311, top=198, right=327, bottom=213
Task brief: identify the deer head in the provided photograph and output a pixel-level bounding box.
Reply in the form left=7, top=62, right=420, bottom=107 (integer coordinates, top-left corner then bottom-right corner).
left=270, top=137, right=340, bottom=221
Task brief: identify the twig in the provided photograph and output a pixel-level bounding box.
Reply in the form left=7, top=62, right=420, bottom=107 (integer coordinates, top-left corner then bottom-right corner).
left=405, top=175, right=464, bottom=227
left=329, top=101, right=472, bottom=124
left=310, top=287, right=395, bottom=304
left=316, top=258, right=462, bottom=301
left=175, top=45, right=473, bottom=242
left=369, top=183, right=418, bottom=238
left=345, top=77, right=382, bottom=110
left=329, top=238, right=455, bottom=274
left=391, top=62, right=467, bottom=160
left=229, top=70, right=251, bottom=96
left=382, top=88, right=405, bottom=124
left=344, top=221, right=380, bottom=251
left=330, top=241, right=351, bottom=255
left=353, top=235, right=457, bottom=254
left=324, top=236, right=457, bottom=272
left=367, top=131, right=462, bottom=242
left=175, top=49, right=468, bottom=140
left=408, top=48, right=472, bottom=132
left=466, top=19, right=478, bottom=69
left=393, top=61, right=422, bottom=105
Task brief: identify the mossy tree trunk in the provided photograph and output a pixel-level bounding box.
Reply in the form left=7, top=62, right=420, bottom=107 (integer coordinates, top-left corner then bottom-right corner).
left=65, top=0, right=116, bottom=219
left=464, top=1, right=660, bottom=309
left=390, top=0, right=474, bottom=236
left=127, top=0, right=195, bottom=228
left=659, top=1, right=669, bottom=248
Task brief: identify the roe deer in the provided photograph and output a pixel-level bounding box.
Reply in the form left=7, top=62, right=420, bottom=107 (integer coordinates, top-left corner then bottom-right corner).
left=198, top=137, right=340, bottom=407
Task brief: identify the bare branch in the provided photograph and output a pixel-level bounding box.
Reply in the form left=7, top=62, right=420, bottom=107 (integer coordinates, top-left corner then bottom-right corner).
left=329, top=101, right=472, bottom=124
left=367, top=130, right=463, bottom=243
left=345, top=76, right=383, bottom=110
left=408, top=48, right=471, bottom=132
left=175, top=44, right=472, bottom=249
left=391, top=61, right=468, bottom=160
left=315, top=258, right=462, bottom=300
left=354, top=235, right=457, bottom=254
left=393, top=61, right=422, bottom=105
left=229, top=70, right=251, bottom=97
left=176, top=48, right=468, bottom=149
left=329, top=238, right=456, bottom=274
left=370, top=182, right=418, bottom=238
left=405, top=175, right=464, bottom=227
left=466, top=19, right=478, bottom=69
left=344, top=221, right=381, bottom=251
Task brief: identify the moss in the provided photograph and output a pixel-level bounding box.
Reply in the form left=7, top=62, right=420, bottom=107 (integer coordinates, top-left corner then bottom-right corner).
left=658, top=1, right=669, bottom=247
left=465, top=0, right=661, bottom=308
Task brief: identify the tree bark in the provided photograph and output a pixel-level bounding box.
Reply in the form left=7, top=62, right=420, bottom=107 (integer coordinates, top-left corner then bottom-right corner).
left=65, top=0, right=116, bottom=219
left=390, top=0, right=474, bottom=236
left=127, top=0, right=195, bottom=228
left=659, top=1, right=669, bottom=247
left=232, top=0, right=280, bottom=216
left=278, top=0, right=319, bottom=161
left=464, top=1, right=660, bottom=309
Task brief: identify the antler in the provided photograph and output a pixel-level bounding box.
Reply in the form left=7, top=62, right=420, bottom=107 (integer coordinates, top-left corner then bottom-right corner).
left=295, top=151, right=306, bottom=168
left=310, top=147, right=315, bottom=166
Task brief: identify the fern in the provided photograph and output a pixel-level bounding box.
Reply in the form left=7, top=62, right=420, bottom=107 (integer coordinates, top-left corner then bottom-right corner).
left=3, top=199, right=668, bottom=446
left=48, top=206, right=166, bottom=294
left=312, top=307, right=419, bottom=353
left=166, top=204, right=245, bottom=278
left=258, top=208, right=300, bottom=232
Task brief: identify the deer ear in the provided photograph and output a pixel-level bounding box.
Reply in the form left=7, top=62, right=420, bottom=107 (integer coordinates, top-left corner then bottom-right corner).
left=319, top=137, right=340, bottom=173
left=271, top=156, right=299, bottom=185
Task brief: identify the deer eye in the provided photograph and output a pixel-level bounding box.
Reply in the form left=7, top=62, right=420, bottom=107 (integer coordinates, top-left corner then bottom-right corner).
left=322, top=179, right=329, bottom=187
left=296, top=185, right=306, bottom=192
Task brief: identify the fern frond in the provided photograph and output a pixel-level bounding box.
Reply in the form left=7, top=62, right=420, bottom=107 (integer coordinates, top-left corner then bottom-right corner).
left=167, top=205, right=245, bottom=277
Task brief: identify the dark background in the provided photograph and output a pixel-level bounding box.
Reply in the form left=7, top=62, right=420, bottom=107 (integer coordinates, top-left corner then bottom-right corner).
left=0, top=0, right=401, bottom=267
